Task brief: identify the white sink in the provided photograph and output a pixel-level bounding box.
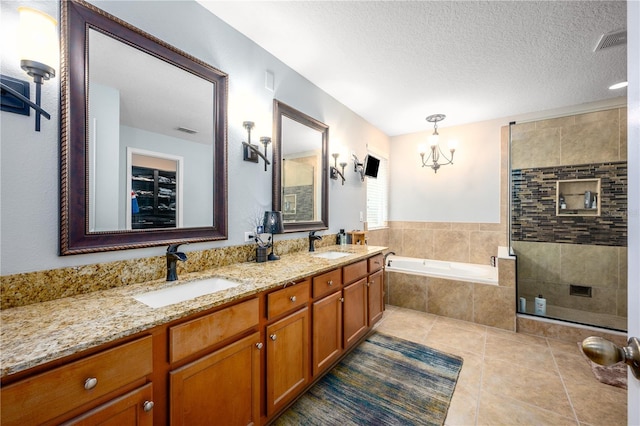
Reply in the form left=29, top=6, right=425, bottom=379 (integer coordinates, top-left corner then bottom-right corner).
left=312, top=251, right=351, bottom=260
left=133, top=277, right=241, bottom=308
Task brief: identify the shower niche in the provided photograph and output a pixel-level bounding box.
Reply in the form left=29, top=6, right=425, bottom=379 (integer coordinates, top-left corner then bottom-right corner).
left=556, top=178, right=600, bottom=216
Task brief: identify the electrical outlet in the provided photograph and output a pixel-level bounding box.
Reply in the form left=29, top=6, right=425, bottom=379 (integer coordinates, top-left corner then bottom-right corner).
left=359, top=211, right=364, bottom=222
left=244, top=231, right=255, bottom=242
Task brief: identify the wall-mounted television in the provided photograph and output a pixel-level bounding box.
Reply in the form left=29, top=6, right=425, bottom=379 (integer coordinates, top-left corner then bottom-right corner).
left=363, top=154, right=380, bottom=178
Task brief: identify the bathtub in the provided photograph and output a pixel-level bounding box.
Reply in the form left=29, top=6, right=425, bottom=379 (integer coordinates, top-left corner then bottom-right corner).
left=385, top=255, right=498, bottom=285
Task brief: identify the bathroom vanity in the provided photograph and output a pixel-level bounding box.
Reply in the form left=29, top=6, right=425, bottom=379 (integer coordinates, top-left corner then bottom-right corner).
left=0, top=246, right=385, bottom=425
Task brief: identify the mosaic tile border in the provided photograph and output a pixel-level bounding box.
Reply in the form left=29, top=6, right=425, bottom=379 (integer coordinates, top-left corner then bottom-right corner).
left=511, top=162, right=627, bottom=246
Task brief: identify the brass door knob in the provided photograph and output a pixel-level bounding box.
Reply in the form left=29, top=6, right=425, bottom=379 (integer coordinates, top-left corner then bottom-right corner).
left=581, top=336, right=640, bottom=380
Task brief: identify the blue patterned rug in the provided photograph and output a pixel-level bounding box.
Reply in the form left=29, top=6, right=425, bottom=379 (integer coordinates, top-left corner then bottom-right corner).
left=274, top=332, right=463, bottom=426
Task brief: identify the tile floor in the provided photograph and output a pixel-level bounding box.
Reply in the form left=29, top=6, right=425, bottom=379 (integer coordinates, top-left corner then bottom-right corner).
left=374, top=305, right=628, bottom=426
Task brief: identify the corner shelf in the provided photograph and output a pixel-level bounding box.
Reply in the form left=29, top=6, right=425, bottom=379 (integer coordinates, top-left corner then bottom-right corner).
left=556, top=178, right=601, bottom=217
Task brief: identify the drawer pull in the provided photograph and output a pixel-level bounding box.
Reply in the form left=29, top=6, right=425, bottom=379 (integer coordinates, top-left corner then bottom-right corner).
left=290, top=295, right=297, bottom=303
left=256, top=342, right=264, bottom=350
left=270, top=334, right=277, bottom=341
left=143, top=400, right=154, bottom=412
left=328, top=280, right=333, bottom=286
left=84, top=377, right=98, bottom=390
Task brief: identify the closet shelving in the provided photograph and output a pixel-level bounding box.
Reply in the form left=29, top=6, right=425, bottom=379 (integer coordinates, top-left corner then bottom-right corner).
left=132, top=166, right=177, bottom=229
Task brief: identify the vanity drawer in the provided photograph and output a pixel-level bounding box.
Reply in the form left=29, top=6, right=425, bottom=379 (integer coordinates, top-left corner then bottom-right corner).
left=170, top=298, right=259, bottom=363
left=313, top=268, right=342, bottom=299
left=0, top=335, right=152, bottom=426
left=343, top=260, right=368, bottom=284
left=267, top=280, right=310, bottom=319
left=368, top=254, right=384, bottom=272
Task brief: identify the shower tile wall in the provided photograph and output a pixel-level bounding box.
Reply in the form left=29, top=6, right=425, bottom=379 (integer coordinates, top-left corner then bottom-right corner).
left=510, top=107, right=628, bottom=329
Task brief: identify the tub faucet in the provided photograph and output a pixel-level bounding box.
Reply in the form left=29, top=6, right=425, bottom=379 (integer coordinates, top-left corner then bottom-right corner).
left=384, top=251, right=396, bottom=267
left=166, top=244, right=187, bottom=281
left=309, top=231, right=322, bottom=252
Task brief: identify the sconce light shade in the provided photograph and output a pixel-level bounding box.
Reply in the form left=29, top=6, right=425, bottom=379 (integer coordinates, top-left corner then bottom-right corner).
left=18, top=7, right=57, bottom=81
left=0, top=7, right=57, bottom=132
left=263, top=211, right=284, bottom=234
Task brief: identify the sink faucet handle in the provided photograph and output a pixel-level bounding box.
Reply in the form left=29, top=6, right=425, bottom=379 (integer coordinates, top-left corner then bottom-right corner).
left=167, top=243, right=184, bottom=253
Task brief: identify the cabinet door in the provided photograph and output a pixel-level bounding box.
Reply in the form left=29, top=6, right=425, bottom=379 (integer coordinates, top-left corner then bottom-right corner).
left=169, top=332, right=261, bottom=426
left=62, top=383, right=153, bottom=426
left=312, top=291, right=343, bottom=376
left=368, top=269, right=384, bottom=326
left=266, top=307, right=309, bottom=417
left=343, top=278, right=368, bottom=350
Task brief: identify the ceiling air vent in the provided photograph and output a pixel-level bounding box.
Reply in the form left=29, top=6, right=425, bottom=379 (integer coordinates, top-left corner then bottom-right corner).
left=594, top=29, right=627, bottom=51
left=177, top=126, right=198, bottom=134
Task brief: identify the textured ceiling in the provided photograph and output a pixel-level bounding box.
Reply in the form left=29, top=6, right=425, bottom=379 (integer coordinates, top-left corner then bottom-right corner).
left=198, top=0, right=627, bottom=136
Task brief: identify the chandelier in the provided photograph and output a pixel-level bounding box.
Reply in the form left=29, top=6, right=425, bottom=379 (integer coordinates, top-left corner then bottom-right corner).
left=418, top=114, right=457, bottom=173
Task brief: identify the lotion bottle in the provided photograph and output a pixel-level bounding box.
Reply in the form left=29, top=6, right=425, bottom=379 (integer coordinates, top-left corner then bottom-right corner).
left=534, top=294, right=547, bottom=316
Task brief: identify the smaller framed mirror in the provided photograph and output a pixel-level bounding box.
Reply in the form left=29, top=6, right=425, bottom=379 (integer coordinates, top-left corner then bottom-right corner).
left=272, top=100, right=328, bottom=233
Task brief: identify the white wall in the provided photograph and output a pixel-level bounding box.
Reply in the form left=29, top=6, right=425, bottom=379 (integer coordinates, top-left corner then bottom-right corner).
left=0, top=0, right=389, bottom=275
left=390, top=118, right=502, bottom=223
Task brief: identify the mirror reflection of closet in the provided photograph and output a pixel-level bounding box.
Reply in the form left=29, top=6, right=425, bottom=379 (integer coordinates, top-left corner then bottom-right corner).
left=127, top=150, right=183, bottom=230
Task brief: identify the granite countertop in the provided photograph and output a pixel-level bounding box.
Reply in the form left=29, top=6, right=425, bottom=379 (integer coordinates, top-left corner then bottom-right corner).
left=0, top=245, right=386, bottom=378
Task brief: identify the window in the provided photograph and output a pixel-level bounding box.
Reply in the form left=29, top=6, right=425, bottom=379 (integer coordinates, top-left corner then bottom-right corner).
left=366, top=154, right=388, bottom=229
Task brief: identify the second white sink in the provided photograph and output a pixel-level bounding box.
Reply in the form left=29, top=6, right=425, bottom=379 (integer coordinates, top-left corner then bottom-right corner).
left=133, top=277, right=241, bottom=308
left=312, top=251, right=352, bottom=260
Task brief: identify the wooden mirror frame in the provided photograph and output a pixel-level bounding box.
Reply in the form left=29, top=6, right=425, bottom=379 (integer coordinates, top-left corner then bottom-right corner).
left=60, top=0, right=228, bottom=254
left=272, top=100, right=329, bottom=233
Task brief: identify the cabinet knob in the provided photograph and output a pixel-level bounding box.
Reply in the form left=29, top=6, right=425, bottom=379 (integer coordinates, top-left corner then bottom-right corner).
left=143, top=400, right=154, bottom=412
left=290, top=295, right=296, bottom=302
left=84, top=377, right=98, bottom=390
left=256, top=342, right=263, bottom=350
left=328, top=280, right=333, bottom=286
left=270, top=334, right=277, bottom=341
left=340, top=297, right=344, bottom=303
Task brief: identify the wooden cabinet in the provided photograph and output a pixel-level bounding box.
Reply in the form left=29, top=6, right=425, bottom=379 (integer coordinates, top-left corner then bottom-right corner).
left=1, top=252, right=387, bottom=426
left=0, top=336, right=153, bottom=426
left=168, top=298, right=260, bottom=426
left=367, top=269, right=384, bottom=326
left=62, top=383, right=154, bottom=426
left=343, top=278, right=369, bottom=350
left=312, top=291, right=343, bottom=376
left=169, top=332, right=261, bottom=426
left=265, top=307, right=310, bottom=417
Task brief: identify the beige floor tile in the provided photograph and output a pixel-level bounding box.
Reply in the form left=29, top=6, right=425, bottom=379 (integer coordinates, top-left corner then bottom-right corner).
left=425, top=321, right=486, bottom=356
left=434, top=314, right=489, bottom=333
left=484, top=333, right=557, bottom=373
left=481, top=357, right=574, bottom=418
left=374, top=307, right=436, bottom=344
left=485, top=326, right=548, bottom=348
left=445, top=383, right=478, bottom=426
left=477, top=390, right=578, bottom=426
left=564, top=380, right=627, bottom=425
left=378, top=306, right=627, bottom=425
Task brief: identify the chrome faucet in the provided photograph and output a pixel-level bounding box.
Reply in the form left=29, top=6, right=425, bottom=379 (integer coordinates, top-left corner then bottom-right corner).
left=308, top=231, right=322, bottom=252
left=166, top=244, right=187, bottom=281
left=384, top=251, right=396, bottom=267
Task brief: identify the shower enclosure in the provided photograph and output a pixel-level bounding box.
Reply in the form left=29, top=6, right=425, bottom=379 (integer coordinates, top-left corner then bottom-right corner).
left=510, top=107, right=628, bottom=331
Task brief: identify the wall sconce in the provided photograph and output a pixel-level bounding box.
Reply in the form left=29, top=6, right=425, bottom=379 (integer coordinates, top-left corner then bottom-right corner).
left=0, top=7, right=57, bottom=132
left=330, top=152, right=347, bottom=185
left=418, top=114, right=457, bottom=173
left=352, top=154, right=365, bottom=182
left=241, top=121, right=271, bottom=171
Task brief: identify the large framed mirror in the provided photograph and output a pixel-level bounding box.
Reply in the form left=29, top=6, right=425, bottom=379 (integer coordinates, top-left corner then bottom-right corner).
left=60, top=0, right=228, bottom=254
left=272, top=100, right=328, bottom=233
